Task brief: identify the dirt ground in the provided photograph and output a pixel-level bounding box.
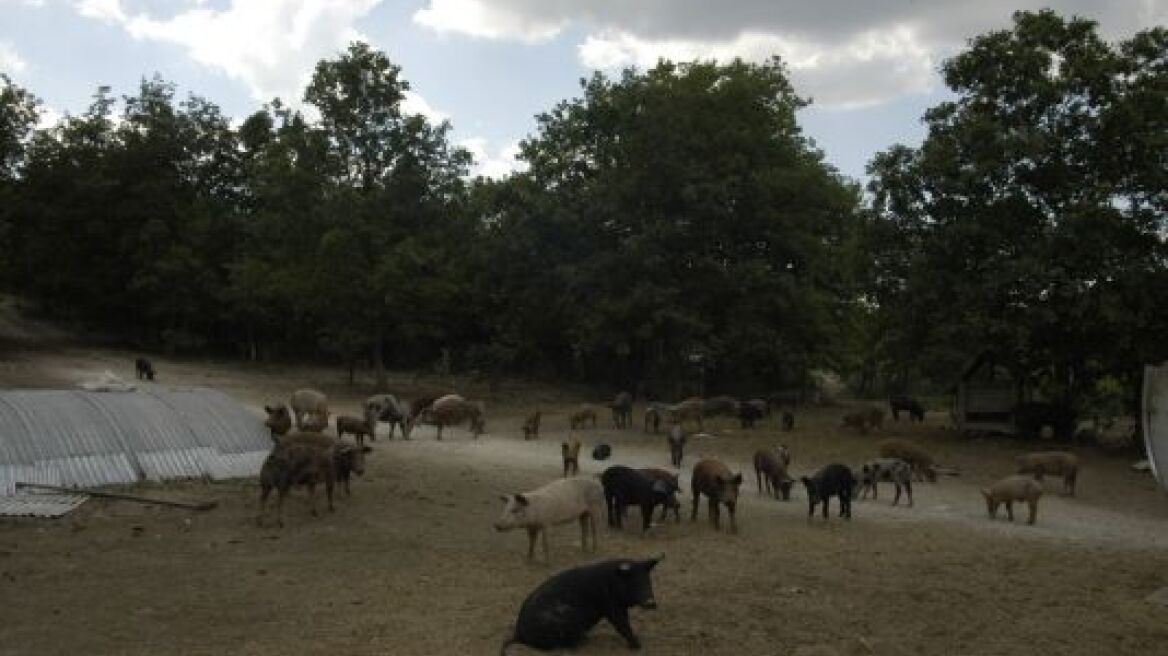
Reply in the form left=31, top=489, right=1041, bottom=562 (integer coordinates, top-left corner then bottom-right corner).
left=1, top=344, right=1167, bottom=656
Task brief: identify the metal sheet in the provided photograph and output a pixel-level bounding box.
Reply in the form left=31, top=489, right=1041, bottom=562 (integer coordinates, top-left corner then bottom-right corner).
left=1141, top=364, right=1168, bottom=492
left=0, top=493, right=87, bottom=518
left=0, top=387, right=273, bottom=516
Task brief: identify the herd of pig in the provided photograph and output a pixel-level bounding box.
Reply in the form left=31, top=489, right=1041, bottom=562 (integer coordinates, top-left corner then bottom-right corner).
left=253, top=389, right=1085, bottom=652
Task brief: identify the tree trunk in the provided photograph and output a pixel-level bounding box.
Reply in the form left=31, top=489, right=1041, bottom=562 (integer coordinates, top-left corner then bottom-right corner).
left=372, top=331, right=388, bottom=391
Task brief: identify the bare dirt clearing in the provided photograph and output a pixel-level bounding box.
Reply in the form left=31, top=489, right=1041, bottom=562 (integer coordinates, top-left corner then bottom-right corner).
left=1, top=346, right=1166, bottom=655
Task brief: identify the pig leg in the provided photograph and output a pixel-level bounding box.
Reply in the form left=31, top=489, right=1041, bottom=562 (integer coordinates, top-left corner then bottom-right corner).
left=691, top=491, right=701, bottom=522
left=841, top=493, right=851, bottom=519
left=727, top=503, right=737, bottom=533
left=1005, top=501, right=1014, bottom=522
left=305, top=482, right=318, bottom=517
left=709, top=498, right=720, bottom=529
left=605, top=606, right=642, bottom=649
left=525, top=527, right=538, bottom=560
left=756, top=469, right=763, bottom=495
left=1027, top=498, right=1038, bottom=525
left=325, top=477, right=335, bottom=512
left=822, top=496, right=829, bottom=519
left=275, top=485, right=288, bottom=528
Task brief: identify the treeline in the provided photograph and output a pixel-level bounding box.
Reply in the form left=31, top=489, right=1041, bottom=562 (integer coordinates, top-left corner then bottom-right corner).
left=0, top=11, right=1165, bottom=406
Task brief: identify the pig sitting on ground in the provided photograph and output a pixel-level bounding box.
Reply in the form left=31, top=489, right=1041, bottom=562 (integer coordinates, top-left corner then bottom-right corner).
left=691, top=458, right=743, bottom=533
left=500, top=557, right=661, bottom=654
left=801, top=463, right=856, bottom=520
left=982, top=475, right=1043, bottom=525
left=494, top=477, right=605, bottom=561
left=561, top=438, right=581, bottom=476
left=601, top=465, right=679, bottom=532
left=856, top=458, right=914, bottom=506
left=753, top=449, right=794, bottom=500
left=257, top=438, right=336, bottom=527
left=638, top=468, right=682, bottom=522
left=1015, top=451, right=1079, bottom=495
left=667, top=424, right=686, bottom=468
left=336, top=415, right=374, bottom=446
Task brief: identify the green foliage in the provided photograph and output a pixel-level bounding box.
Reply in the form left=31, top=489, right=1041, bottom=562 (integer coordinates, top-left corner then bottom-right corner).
left=865, top=10, right=1168, bottom=403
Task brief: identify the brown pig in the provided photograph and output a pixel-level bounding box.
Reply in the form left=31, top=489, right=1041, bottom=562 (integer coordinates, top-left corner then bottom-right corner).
left=1015, top=451, right=1079, bottom=495
left=981, top=475, right=1043, bottom=525
left=690, top=458, right=744, bottom=533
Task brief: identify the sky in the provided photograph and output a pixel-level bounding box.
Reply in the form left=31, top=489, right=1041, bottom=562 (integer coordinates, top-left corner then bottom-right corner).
left=0, top=1, right=1163, bottom=181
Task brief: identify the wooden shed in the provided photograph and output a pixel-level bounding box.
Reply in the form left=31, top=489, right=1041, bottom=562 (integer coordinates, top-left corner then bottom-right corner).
left=950, top=350, right=1022, bottom=434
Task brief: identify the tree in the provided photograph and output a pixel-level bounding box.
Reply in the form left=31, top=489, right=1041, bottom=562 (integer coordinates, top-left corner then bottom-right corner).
left=476, top=58, right=859, bottom=391
left=865, top=10, right=1168, bottom=405
left=0, top=75, right=40, bottom=286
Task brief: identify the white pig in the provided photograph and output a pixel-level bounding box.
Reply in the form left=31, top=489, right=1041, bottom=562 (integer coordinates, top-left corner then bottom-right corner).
left=494, top=477, right=605, bottom=561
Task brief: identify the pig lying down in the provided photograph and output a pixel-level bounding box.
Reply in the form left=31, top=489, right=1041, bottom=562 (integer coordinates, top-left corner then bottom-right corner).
left=500, top=557, right=661, bottom=654
left=494, top=477, right=605, bottom=561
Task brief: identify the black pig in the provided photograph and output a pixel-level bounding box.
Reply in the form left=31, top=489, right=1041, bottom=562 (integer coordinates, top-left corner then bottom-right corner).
left=500, top=557, right=661, bottom=653
left=601, top=466, right=677, bottom=532
left=801, top=463, right=856, bottom=520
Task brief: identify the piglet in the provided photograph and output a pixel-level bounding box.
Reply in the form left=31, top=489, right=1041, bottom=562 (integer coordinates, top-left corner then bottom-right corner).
left=500, top=557, right=661, bottom=654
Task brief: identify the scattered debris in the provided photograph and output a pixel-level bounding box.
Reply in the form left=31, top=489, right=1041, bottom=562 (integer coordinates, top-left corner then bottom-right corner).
left=77, top=370, right=135, bottom=392
left=16, top=482, right=217, bottom=511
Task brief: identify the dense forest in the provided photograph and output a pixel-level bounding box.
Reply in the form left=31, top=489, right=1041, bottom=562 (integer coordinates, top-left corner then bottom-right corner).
left=0, top=10, right=1165, bottom=409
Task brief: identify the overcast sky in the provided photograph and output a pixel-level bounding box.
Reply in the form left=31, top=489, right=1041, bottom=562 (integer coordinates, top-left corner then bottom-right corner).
left=0, top=1, right=1163, bottom=180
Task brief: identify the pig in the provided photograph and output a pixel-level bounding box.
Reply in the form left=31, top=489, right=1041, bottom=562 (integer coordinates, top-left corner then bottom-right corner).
left=842, top=411, right=871, bottom=433
left=263, top=403, right=293, bottom=439
left=257, top=438, right=336, bottom=527
left=290, top=388, right=329, bottom=431
left=878, top=438, right=938, bottom=482
left=335, top=414, right=374, bottom=446
left=416, top=394, right=485, bottom=440
left=643, top=403, right=670, bottom=433
left=592, top=443, right=612, bottom=460
left=609, top=391, right=633, bottom=429
left=781, top=410, right=795, bottom=431
left=364, top=393, right=411, bottom=439
left=499, top=557, right=661, bottom=654
left=889, top=395, right=925, bottom=422
left=690, top=458, right=744, bottom=533
left=772, top=443, right=792, bottom=468
left=638, top=468, right=682, bottom=522
left=739, top=401, right=765, bottom=429
left=801, top=463, right=856, bottom=520
left=856, top=458, right=914, bottom=506
left=701, top=395, right=740, bottom=418
left=570, top=404, right=598, bottom=430
left=493, top=477, right=605, bottom=561
left=523, top=411, right=542, bottom=440
left=753, top=449, right=794, bottom=500
left=134, top=357, right=155, bottom=381
left=333, top=442, right=372, bottom=496
left=667, top=424, right=686, bottom=468
left=562, top=439, right=581, bottom=477
left=1015, top=451, right=1079, bottom=495
left=601, top=465, right=679, bottom=532
left=667, top=398, right=704, bottom=431
left=981, top=475, right=1043, bottom=525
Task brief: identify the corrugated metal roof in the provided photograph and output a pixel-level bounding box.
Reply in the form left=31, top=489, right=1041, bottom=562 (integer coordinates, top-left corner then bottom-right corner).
left=0, top=387, right=271, bottom=515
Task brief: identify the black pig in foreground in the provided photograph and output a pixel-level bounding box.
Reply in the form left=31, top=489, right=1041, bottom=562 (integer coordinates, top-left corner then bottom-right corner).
left=801, top=463, right=856, bottom=520
left=500, top=557, right=662, bottom=654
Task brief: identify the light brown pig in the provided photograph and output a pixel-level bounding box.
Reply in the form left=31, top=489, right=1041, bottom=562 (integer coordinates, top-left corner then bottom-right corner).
left=1016, top=451, right=1079, bottom=495
left=981, top=475, right=1043, bottom=525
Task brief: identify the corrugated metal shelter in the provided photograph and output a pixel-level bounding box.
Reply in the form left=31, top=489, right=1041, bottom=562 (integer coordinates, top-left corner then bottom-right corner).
left=0, top=386, right=271, bottom=516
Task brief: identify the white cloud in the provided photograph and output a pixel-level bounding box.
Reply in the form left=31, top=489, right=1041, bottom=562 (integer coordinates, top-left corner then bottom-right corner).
left=414, top=0, right=1165, bottom=107
left=413, top=0, right=563, bottom=43
left=460, top=136, right=524, bottom=179
left=0, top=41, right=27, bottom=75
left=73, top=0, right=385, bottom=104
left=36, top=105, right=62, bottom=129
left=401, top=90, right=449, bottom=124
left=75, top=0, right=126, bottom=24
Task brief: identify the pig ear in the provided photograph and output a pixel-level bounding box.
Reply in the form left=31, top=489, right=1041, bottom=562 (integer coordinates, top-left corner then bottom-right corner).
left=515, top=494, right=529, bottom=506
left=732, top=473, right=743, bottom=485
